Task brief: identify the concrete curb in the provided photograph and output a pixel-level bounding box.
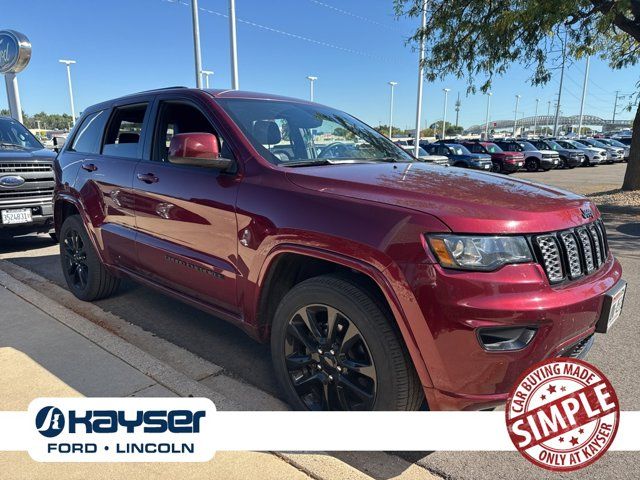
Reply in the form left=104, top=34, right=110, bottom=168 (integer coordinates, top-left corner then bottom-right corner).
left=0, top=262, right=240, bottom=410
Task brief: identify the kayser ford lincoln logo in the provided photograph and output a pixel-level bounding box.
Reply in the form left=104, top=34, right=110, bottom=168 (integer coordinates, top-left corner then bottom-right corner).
left=0, top=175, right=26, bottom=188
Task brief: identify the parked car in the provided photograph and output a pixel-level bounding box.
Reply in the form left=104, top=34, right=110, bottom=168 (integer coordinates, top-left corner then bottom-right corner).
left=600, top=138, right=630, bottom=161
left=529, top=138, right=584, bottom=169
left=461, top=140, right=524, bottom=174
left=400, top=145, right=450, bottom=166
left=555, top=139, right=605, bottom=166
left=54, top=88, right=625, bottom=411
left=611, top=136, right=632, bottom=146
left=580, top=138, right=625, bottom=163
left=494, top=139, right=560, bottom=172
left=0, top=116, right=57, bottom=238
left=422, top=141, right=493, bottom=171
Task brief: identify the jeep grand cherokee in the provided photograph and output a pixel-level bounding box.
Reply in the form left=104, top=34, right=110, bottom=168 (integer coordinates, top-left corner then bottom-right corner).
left=54, top=88, right=626, bottom=411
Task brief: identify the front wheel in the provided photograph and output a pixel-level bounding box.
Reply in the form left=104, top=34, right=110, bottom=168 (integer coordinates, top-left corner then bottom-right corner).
left=59, top=215, right=120, bottom=301
left=525, top=158, right=539, bottom=172
left=271, top=275, right=423, bottom=411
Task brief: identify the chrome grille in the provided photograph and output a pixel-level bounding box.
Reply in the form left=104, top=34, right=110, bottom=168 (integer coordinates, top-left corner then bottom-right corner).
left=536, top=236, right=564, bottom=282
left=559, top=232, right=582, bottom=279
left=0, top=162, right=52, bottom=174
left=534, top=220, right=609, bottom=284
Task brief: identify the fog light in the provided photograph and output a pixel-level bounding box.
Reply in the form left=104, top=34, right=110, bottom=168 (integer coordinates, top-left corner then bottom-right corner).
left=477, top=326, right=537, bottom=351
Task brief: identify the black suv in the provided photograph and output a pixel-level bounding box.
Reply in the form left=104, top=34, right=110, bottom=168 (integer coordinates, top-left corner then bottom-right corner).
left=529, top=138, right=584, bottom=169
left=0, top=116, right=56, bottom=237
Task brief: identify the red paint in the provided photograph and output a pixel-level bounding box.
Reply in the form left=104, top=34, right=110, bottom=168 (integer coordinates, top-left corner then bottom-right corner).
left=169, top=132, right=220, bottom=160
left=54, top=88, right=624, bottom=410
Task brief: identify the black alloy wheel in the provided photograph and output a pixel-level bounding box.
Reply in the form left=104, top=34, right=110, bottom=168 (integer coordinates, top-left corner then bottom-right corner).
left=284, top=304, right=377, bottom=410
left=62, top=228, right=89, bottom=291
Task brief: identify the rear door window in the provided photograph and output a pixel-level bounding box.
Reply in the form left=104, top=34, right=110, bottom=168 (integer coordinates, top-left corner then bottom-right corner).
left=70, top=110, right=109, bottom=154
left=102, top=103, right=148, bottom=159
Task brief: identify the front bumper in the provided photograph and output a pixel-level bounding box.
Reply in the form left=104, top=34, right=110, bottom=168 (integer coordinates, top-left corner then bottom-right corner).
left=541, top=157, right=560, bottom=168
left=402, top=252, right=623, bottom=411
left=501, top=160, right=524, bottom=172
left=565, top=155, right=583, bottom=167
left=0, top=201, right=54, bottom=235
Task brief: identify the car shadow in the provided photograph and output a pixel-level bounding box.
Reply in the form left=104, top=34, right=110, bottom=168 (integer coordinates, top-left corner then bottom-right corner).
left=0, top=233, right=56, bottom=254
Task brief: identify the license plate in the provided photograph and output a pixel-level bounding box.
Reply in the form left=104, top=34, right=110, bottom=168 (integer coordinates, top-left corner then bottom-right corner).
left=1, top=208, right=32, bottom=225
left=517, top=162, right=523, bottom=166
left=596, top=281, right=626, bottom=333
left=484, top=165, right=490, bottom=169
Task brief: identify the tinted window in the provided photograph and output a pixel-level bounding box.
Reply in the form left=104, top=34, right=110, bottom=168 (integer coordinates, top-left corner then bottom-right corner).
left=103, top=103, right=148, bottom=158
left=70, top=110, right=109, bottom=154
left=154, top=101, right=233, bottom=164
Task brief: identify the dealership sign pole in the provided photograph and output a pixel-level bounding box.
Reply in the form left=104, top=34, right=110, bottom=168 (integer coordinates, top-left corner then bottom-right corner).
left=0, top=30, right=32, bottom=124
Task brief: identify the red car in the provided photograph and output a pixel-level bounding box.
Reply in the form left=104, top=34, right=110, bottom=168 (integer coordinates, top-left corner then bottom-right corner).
left=53, top=88, right=626, bottom=411
left=463, top=140, right=525, bottom=173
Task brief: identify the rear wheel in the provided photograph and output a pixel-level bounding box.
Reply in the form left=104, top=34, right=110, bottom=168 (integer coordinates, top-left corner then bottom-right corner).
left=59, top=215, right=120, bottom=301
left=271, top=275, right=423, bottom=411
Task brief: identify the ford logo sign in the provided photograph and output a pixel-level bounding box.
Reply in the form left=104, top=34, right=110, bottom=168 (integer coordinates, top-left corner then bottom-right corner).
left=0, top=175, right=26, bottom=188
left=0, top=30, right=31, bottom=75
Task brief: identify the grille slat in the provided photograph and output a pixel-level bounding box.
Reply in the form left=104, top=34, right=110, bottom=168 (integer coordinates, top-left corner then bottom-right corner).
left=535, top=220, right=609, bottom=284
left=0, top=162, right=53, bottom=174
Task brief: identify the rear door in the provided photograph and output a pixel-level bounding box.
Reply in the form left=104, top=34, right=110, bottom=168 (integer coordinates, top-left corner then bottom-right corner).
left=131, top=95, right=241, bottom=314
left=72, top=100, right=153, bottom=268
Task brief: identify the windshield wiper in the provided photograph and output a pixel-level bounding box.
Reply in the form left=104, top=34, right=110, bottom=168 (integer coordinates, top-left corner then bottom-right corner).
left=281, top=158, right=391, bottom=167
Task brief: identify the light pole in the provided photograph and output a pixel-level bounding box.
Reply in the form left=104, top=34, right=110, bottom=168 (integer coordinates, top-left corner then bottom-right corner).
left=441, top=88, right=450, bottom=139
left=533, top=98, right=540, bottom=136
left=59, top=60, right=76, bottom=122
left=307, top=76, right=318, bottom=101
left=413, top=0, right=428, bottom=157
left=578, top=56, right=590, bottom=137
left=201, top=70, right=214, bottom=88
left=191, top=0, right=203, bottom=88
left=229, top=0, right=239, bottom=89
left=388, top=81, right=398, bottom=138
left=553, top=28, right=568, bottom=136
left=484, top=92, right=492, bottom=140
left=513, top=94, right=521, bottom=136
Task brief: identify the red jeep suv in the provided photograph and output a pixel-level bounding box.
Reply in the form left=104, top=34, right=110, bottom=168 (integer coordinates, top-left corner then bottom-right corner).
left=463, top=140, right=525, bottom=174
left=53, top=88, right=626, bottom=411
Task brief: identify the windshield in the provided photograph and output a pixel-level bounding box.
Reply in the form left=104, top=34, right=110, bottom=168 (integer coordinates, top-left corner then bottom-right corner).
left=0, top=117, right=43, bottom=150
left=545, top=140, right=564, bottom=151
left=518, top=141, right=537, bottom=151
left=216, top=98, right=414, bottom=165
left=447, top=144, right=471, bottom=155
left=607, top=139, right=626, bottom=148
left=584, top=139, right=608, bottom=149
left=485, top=143, right=503, bottom=153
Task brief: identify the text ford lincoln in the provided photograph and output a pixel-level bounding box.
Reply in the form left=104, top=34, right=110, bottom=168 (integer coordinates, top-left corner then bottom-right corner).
left=53, top=88, right=626, bottom=411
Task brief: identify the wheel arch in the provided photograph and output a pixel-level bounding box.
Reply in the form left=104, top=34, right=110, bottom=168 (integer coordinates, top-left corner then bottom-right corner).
left=253, top=245, right=434, bottom=389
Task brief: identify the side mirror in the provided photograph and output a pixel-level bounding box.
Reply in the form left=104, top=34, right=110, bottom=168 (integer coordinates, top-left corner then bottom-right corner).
left=53, top=136, right=66, bottom=152
left=168, top=133, right=233, bottom=170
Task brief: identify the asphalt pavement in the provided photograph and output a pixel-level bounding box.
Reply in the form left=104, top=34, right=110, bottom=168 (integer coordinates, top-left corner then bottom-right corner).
left=0, top=162, right=638, bottom=479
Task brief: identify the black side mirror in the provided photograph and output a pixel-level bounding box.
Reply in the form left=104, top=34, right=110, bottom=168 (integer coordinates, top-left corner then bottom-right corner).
left=53, top=136, right=66, bottom=153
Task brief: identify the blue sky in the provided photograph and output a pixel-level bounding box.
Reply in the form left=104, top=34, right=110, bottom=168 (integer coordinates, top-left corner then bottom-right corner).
left=1, top=0, right=637, bottom=129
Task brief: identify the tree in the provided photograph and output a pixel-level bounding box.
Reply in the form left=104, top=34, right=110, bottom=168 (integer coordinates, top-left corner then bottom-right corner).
left=395, top=0, right=640, bottom=190
left=428, top=121, right=464, bottom=137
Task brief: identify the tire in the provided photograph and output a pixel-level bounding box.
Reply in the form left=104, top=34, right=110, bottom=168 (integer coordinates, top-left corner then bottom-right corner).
left=453, top=161, right=466, bottom=168
left=493, top=162, right=503, bottom=174
left=59, top=215, right=120, bottom=301
left=525, top=158, right=539, bottom=172
left=271, top=274, right=423, bottom=411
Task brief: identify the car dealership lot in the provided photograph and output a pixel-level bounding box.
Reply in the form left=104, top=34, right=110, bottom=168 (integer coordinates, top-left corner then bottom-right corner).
left=0, top=163, right=638, bottom=479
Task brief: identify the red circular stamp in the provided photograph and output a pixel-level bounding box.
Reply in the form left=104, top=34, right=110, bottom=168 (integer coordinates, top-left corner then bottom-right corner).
left=505, top=357, right=619, bottom=472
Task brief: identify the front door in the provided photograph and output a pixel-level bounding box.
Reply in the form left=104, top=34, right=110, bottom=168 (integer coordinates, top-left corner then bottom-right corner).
left=131, top=98, right=241, bottom=314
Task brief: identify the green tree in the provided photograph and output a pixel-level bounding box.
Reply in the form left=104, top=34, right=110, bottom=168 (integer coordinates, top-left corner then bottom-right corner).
left=396, top=0, right=640, bottom=190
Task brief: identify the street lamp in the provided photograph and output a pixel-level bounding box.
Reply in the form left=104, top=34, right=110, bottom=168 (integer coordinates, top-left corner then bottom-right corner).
left=388, top=81, right=398, bottom=138
left=191, top=0, right=203, bottom=88
left=59, top=59, right=77, bottom=122
left=229, top=0, right=239, bottom=89
left=513, top=94, right=521, bottom=136
left=533, top=98, right=540, bottom=136
left=484, top=92, right=493, bottom=140
left=201, top=70, right=214, bottom=88
left=441, top=88, right=450, bottom=139
left=307, top=76, right=318, bottom=102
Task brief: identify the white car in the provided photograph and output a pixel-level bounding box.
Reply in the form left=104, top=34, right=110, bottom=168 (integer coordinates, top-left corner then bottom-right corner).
left=556, top=139, right=605, bottom=166
left=580, top=138, right=625, bottom=163
left=401, top=145, right=450, bottom=166
left=599, top=138, right=630, bottom=160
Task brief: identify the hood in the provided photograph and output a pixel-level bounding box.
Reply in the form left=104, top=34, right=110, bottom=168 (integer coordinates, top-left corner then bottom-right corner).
left=537, top=149, right=559, bottom=156
left=467, top=153, right=492, bottom=161
left=0, top=147, right=56, bottom=161
left=585, top=147, right=607, bottom=154
left=285, top=162, right=596, bottom=234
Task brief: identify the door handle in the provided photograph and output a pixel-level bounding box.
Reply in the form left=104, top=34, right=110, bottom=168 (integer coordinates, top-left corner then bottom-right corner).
left=81, top=162, right=98, bottom=172
left=136, top=173, right=159, bottom=184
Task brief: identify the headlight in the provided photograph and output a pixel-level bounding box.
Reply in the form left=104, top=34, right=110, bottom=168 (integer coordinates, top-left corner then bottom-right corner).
left=427, top=234, right=533, bottom=271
